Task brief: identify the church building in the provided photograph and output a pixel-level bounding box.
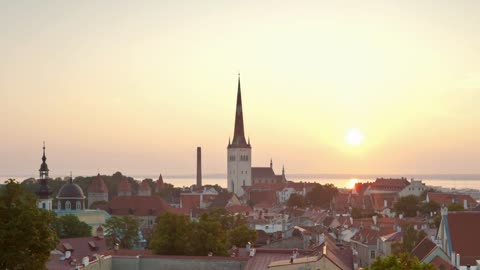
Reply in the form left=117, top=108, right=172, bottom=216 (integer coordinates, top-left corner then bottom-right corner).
left=227, top=76, right=287, bottom=197
left=227, top=76, right=252, bottom=197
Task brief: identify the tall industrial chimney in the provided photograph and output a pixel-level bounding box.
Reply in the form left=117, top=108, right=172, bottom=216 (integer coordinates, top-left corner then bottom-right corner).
left=196, top=147, right=202, bottom=188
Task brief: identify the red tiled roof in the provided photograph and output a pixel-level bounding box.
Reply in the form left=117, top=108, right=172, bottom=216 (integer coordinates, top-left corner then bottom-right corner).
left=380, top=231, right=403, bottom=242
left=48, top=237, right=108, bottom=270
left=88, top=174, right=109, bottom=193
left=118, top=178, right=131, bottom=192
left=429, top=255, right=455, bottom=270
left=447, top=212, right=480, bottom=265
left=180, top=194, right=201, bottom=211
left=370, top=178, right=409, bottom=192
left=226, top=205, right=253, bottom=215
left=410, top=237, right=437, bottom=261
left=249, top=190, right=277, bottom=206
left=244, top=249, right=299, bottom=270
left=371, top=193, right=397, bottom=211
left=427, top=192, right=477, bottom=207
left=104, top=195, right=172, bottom=216
left=351, top=226, right=396, bottom=246
left=139, top=180, right=151, bottom=191
left=324, top=234, right=354, bottom=270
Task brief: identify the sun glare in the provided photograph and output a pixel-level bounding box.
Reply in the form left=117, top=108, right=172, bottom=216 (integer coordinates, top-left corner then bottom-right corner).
left=349, top=178, right=358, bottom=189
left=345, top=128, right=364, bottom=146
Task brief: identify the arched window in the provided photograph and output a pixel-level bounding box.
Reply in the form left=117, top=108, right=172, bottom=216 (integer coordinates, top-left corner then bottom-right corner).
left=58, top=201, right=61, bottom=210
left=65, top=201, right=71, bottom=210
left=76, top=201, right=81, bottom=210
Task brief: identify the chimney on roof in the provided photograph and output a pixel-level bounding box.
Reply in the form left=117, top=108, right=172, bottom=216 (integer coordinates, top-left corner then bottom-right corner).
left=372, top=215, right=377, bottom=225
left=464, top=199, right=468, bottom=209
left=441, top=206, right=448, bottom=216
left=451, top=251, right=455, bottom=266
left=456, top=253, right=460, bottom=268
left=196, top=147, right=202, bottom=188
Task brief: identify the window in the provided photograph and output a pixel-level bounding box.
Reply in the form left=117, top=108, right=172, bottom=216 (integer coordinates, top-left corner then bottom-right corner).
left=370, top=250, right=375, bottom=259
left=65, top=201, right=71, bottom=210
left=58, top=202, right=61, bottom=210
left=243, top=180, right=245, bottom=186
left=76, top=201, right=81, bottom=210
left=229, top=155, right=235, bottom=161
left=42, top=202, right=46, bottom=209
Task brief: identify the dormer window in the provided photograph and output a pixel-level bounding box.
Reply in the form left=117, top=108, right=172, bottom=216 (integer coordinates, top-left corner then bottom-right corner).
left=65, top=201, right=71, bottom=210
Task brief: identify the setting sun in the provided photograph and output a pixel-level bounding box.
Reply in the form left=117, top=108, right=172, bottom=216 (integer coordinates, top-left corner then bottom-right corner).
left=349, top=178, right=358, bottom=189
left=345, top=128, right=364, bottom=146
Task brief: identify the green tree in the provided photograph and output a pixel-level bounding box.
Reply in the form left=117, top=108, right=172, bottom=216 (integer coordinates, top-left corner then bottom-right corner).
left=392, top=224, right=426, bottom=254
left=287, top=193, right=306, bottom=208
left=448, top=202, right=465, bottom=212
left=394, top=195, right=421, bottom=217
left=0, top=179, right=58, bottom=270
left=228, top=224, right=258, bottom=248
left=367, top=253, right=435, bottom=270
left=104, top=216, right=140, bottom=249
left=419, top=201, right=441, bottom=215
left=52, top=214, right=91, bottom=238
left=150, top=212, right=190, bottom=255
left=306, top=183, right=338, bottom=208
left=189, top=213, right=228, bottom=256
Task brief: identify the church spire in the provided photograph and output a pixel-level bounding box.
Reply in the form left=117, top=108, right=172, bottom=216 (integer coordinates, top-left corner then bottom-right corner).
left=39, top=141, right=49, bottom=179
left=37, top=142, right=52, bottom=199
left=229, top=74, right=250, bottom=148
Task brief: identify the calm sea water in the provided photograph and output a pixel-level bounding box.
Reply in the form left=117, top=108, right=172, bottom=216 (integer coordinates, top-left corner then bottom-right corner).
left=3, top=174, right=480, bottom=190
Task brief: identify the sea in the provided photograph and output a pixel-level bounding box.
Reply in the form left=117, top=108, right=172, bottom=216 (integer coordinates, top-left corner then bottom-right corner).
left=3, top=173, right=480, bottom=191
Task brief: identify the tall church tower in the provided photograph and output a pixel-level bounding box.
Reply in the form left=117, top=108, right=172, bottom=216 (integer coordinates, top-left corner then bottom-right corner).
left=37, top=142, right=53, bottom=210
left=227, top=75, right=252, bottom=197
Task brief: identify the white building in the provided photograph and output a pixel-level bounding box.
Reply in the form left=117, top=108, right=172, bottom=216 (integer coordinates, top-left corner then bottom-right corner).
left=398, top=179, right=427, bottom=197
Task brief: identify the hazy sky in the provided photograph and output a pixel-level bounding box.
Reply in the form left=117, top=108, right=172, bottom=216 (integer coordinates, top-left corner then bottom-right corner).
left=2, top=1, right=480, bottom=177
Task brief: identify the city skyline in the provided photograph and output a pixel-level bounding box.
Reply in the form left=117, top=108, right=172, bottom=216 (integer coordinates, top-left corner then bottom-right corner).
left=2, top=1, right=480, bottom=176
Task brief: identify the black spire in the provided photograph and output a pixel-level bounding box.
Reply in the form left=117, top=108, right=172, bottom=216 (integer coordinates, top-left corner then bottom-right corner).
left=37, top=142, right=51, bottom=199
left=229, top=74, right=250, bottom=148
left=39, top=142, right=49, bottom=178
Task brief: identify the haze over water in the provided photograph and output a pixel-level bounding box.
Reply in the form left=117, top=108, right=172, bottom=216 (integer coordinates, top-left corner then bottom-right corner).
left=3, top=174, right=480, bottom=190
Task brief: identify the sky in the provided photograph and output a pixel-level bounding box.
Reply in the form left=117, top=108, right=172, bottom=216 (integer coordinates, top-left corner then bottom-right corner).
left=2, top=0, right=480, bottom=177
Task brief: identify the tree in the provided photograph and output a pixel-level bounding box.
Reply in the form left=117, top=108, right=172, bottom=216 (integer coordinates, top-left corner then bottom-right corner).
left=151, top=211, right=256, bottom=256
left=367, top=253, right=435, bottom=270
left=448, top=202, right=465, bottom=212
left=150, top=212, right=190, bottom=255
left=104, top=216, right=140, bottom=249
left=52, top=214, right=91, bottom=238
left=0, top=179, right=58, bottom=270
left=392, top=224, right=426, bottom=254
left=228, top=224, right=258, bottom=248
left=287, top=193, right=306, bottom=208
left=419, top=201, right=441, bottom=215
left=394, top=195, right=421, bottom=217
left=306, top=183, right=338, bottom=208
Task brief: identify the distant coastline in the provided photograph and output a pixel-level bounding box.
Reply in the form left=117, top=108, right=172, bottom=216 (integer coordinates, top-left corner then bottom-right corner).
left=2, top=173, right=480, bottom=190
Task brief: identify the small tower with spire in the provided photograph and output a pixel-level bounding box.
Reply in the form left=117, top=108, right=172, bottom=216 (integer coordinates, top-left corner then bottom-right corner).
left=37, top=142, right=53, bottom=210
left=227, top=74, right=252, bottom=197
